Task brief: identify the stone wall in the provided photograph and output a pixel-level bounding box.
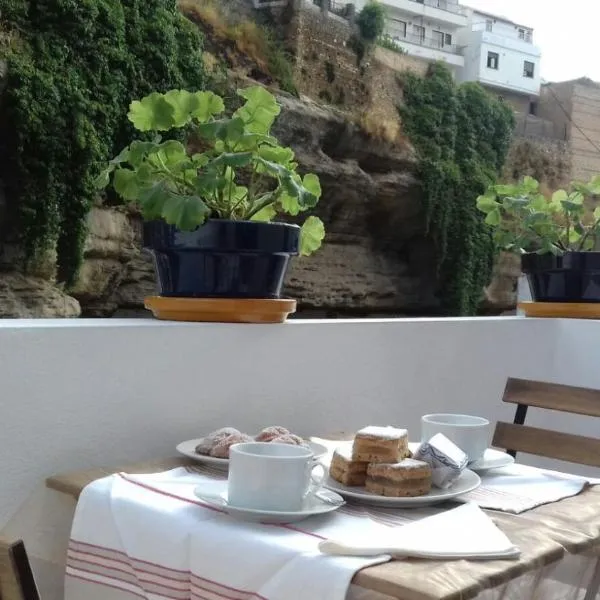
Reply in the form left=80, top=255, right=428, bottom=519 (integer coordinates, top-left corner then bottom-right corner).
left=504, top=137, right=571, bottom=190
left=288, top=3, right=366, bottom=108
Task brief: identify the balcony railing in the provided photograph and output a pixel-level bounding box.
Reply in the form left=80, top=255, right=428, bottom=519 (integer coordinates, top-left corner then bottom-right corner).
left=406, top=0, right=467, bottom=16
left=387, top=30, right=460, bottom=55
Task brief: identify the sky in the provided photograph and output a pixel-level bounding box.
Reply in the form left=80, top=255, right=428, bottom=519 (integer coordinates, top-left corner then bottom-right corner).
left=465, top=0, right=599, bottom=83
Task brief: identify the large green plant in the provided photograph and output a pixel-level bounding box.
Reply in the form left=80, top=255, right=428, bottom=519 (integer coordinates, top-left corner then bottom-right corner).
left=399, top=63, right=515, bottom=315
left=98, top=86, right=325, bottom=255
left=0, top=0, right=206, bottom=284
left=477, top=176, right=600, bottom=254
left=357, top=1, right=386, bottom=42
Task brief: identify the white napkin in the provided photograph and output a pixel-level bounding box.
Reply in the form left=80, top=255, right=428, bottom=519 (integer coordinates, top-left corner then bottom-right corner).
left=319, top=503, right=520, bottom=560
left=460, top=464, right=590, bottom=514
left=65, top=468, right=391, bottom=600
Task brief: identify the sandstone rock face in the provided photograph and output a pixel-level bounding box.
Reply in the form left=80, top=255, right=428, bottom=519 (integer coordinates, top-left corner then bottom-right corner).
left=0, top=273, right=80, bottom=318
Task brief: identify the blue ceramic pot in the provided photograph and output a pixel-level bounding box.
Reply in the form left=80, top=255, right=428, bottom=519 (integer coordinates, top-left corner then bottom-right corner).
left=144, top=220, right=301, bottom=298
left=522, top=251, right=600, bottom=302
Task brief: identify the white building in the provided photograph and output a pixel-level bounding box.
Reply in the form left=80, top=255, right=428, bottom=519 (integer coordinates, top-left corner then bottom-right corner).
left=353, top=0, right=467, bottom=72
left=457, top=8, right=541, bottom=111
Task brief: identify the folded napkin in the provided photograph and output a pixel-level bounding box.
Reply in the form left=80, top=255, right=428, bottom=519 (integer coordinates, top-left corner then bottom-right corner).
left=460, top=464, right=590, bottom=514
left=319, top=503, right=520, bottom=560
left=65, top=467, right=393, bottom=600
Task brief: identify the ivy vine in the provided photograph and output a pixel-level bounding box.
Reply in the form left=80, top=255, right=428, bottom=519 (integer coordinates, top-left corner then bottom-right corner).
left=0, top=0, right=207, bottom=284
left=399, top=63, right=514, bottom=315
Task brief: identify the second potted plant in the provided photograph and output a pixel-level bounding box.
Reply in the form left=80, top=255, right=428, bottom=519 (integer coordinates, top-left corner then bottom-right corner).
left=97, top=85, right=325, bottom=322
left=477, top=175, right=600, bottom=305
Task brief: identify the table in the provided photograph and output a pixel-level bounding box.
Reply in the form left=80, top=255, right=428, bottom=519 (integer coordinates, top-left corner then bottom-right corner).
left=46, top=456, right=600, bottom=600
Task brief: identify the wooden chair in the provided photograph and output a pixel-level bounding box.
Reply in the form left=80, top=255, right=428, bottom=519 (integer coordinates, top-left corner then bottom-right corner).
left=0, top=537, right=41, bottom=600
left=492, top=377, right=600, bottom=600
left=493, top=377, right=600, bottom=467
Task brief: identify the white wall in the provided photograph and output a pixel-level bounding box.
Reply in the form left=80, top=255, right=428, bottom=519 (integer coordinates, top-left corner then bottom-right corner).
left=3, top=315, right=600, bottom=530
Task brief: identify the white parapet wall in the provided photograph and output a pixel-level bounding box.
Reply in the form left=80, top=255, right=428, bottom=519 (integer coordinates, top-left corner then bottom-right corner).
left=1, top=316, right=600, bottom=528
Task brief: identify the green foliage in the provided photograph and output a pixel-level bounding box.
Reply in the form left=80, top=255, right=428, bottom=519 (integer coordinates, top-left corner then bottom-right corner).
left=399, top=63, right=515, bottom=315
left=0, top=0, right=207, bottom=284
left=477, top=175, right=600, bottom=254
left=378, top=34, right=406, bottom=54
left=99, top=86, right=325, bottom=256
left=357, top=1, right=386, bottom=42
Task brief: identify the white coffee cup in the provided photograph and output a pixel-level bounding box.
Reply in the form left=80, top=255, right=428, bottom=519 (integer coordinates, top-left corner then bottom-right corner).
left=228, top=442, right=325, bottom=512
left=421, top=413, right=490, bottom=463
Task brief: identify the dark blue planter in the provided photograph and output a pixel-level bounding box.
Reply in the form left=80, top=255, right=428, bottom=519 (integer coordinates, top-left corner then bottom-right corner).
left=144, top=220, right=301, bottom=299
left=522, top=251, right=600, bottom=302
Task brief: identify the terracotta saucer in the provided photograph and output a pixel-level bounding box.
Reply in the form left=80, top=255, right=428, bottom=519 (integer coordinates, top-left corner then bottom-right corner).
left=144, top=296, right=297, bottom=324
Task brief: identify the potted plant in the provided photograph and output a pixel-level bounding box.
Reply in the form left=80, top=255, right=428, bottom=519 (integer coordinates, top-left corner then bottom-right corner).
left=97, top=86, right=324, bottom=322
left=477, top=176, right=600, bottom=304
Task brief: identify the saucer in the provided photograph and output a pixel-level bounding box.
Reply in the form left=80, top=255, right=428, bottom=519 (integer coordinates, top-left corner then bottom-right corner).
left=468, top=448, right=515, bottom=472
left=193, top=482, right=345, bottom=523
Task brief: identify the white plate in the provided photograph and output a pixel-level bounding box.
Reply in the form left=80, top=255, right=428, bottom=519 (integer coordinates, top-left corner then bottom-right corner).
left=193, top=481, right=345, bottom=523
left=177, top=438, right=328, bottom=469
left=468, top=448, right=515, bottom=473
left=325, top=469, right=481, bottom=507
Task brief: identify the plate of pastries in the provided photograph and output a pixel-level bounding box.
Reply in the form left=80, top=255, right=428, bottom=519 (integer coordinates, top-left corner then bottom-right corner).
left=325, top=426, right=481, bottom=507
left=177, top=426, right=328, bottom=469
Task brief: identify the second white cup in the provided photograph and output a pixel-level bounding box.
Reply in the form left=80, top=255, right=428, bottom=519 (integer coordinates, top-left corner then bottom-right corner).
left=421, top=413, right=490, bottom=463
left=228, top=442, right=324, bottom=512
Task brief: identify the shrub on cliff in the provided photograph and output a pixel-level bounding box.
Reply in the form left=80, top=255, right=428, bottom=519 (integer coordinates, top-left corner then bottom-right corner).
left=357, top=1, right=386, bottom=42
left=399, top=63, right=515, bottom=315
left=0, top=0, right=207, bottom=283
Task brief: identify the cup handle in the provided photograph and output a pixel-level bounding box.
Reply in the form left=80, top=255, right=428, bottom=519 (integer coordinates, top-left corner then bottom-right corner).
left=307, top=461, right=326, bottom=498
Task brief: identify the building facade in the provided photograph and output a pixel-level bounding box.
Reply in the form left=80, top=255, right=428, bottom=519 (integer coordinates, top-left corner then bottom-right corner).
left=456, top=8, right=541, bottom=112
left=538, top=78, right=600, bottom=181
left=353, top=0, right=467, bottom=73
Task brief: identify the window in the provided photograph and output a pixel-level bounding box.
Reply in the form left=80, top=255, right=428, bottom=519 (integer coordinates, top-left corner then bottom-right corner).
left=444, top=33, right=453, bottom=46
left=518, top=28, right=533, bottom=43
left=432, top=30, right=444, bottom=48
left=390, top=19, right=407, bottom=37
left=485, top=19, right=493, bottom=32
left=529, top=101, right=538, bottom=116
left=523, top=60, right=535, bottom=78
left=487, top=51, right=499, bottom=70
left=518, top=28, right=526, bottom=40
left=413, top=25, right=426, bottom=42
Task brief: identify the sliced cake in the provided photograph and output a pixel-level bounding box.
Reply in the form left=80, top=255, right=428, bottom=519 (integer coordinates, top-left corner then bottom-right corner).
left=352, top=425, right=409, bottom=463
left=366, top=458, right=432, bottom=497
left=329, top=445, right=369, bottom=486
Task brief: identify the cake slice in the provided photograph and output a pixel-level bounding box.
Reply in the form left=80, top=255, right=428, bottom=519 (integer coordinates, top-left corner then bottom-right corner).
left=329, top=445, right=369, bottom=486
left=352, top=425, right=408, bottom=463
left=366, top=459, right=432, bottom=497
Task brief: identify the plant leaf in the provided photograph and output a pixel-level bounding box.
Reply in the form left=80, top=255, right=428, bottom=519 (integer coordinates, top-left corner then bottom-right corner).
left=250, top=205, right=277, bottom=222
left=113, top=168, right=140, bottom=201
left=476, top=194, right=498, bottom=213
left=191, top=91, right=225, bottom=122
left=128, top=93, right=175, bottom=131
left=161, top=193, right=210, bottom=231
left=484, top=208, right=501, bottom=226
left=234, top=86, right=281, bottom=135
left=300, top=216, right=325, bottom=256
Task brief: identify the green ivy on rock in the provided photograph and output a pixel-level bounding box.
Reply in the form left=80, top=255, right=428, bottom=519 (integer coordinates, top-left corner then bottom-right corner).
left=399, top=63, right=514, bottom=315
left=0, top=0, right=207, bottom=284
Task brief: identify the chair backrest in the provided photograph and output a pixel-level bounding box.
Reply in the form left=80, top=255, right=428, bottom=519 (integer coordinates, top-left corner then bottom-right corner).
left=492, top=377, right=600, bottom=468
left=0, top=538, right=41, bottom=600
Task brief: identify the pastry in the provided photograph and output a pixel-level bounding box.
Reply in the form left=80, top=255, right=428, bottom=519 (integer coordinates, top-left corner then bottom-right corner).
left=366, top=459, right=432, bottom=497
left=209, top=432, right=253, bottom=458
left=329, top=445, right=369, bottom=486
left=352, top=426, right=408, bottom=463
left=271, top=433, right=306, bottom=446
left=256, top=426, right=290, bottom=442
left=413, top=433, right=468, bottom=489
left=195, top=427, right=241, bottom=455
